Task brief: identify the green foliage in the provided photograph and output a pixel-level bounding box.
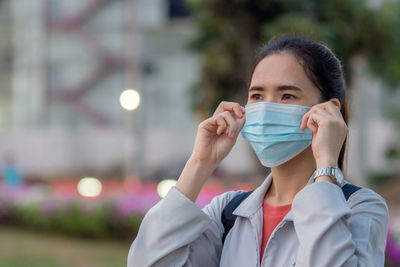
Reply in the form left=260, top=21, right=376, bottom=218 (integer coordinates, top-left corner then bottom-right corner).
left=186, top=0, right=400, bottom=115
left=50, top=202, right=112, bottom=238
left=0, top=199, right=144, bottom=241
left=369, top=171, right=396, bottom=185
left=11, top=203, right=50, bottom=230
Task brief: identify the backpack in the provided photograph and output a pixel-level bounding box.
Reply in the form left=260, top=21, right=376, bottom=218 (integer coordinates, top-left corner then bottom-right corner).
left=221, top=183, right=361, bottom=245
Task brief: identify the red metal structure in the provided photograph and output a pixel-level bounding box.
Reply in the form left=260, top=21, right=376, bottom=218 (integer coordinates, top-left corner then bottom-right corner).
left=44, top=0, right=131, bottom=126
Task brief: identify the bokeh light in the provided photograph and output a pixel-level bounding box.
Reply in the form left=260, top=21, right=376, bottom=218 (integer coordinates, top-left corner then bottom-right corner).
left=157, top=179, right=177, bottom=198
left=120, top=89, right=140, bottom=111
left=77, top=177, right=102, bottom=198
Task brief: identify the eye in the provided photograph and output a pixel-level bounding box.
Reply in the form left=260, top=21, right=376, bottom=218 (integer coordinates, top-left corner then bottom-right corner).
left=250, top=94, right=263, bottom=101
left=282, top=94, right=296, bottom=100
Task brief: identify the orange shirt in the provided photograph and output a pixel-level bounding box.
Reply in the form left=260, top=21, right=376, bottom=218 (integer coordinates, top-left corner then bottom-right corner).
left=260, top=201, right=292, bottom=264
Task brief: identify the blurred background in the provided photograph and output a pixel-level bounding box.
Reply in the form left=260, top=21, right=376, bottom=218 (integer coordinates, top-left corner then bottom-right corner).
left=0, top=0, right=400, bottom=266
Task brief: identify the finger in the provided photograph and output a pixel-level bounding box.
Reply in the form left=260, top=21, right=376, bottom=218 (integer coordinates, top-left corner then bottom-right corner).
left=234, top=114, right=246, bottom=137
left=301, top=109, right=328, bottom=132
left=215, top=114, right=227, bottom=135
left=312, top=99, right=341, bottom=117
left=232, top=104, right=245, bottom=118
left=307, top=113, right=328, bottom=133
left=307, top=117, right=317, bottom=133
left=214, top=101, right=244, bottom=118
left=313, top=101, right=346, bottom=131
left=198, top=117, right=219, bottom=135
left=312, top=105, right=334, bottom=118
left=300, top=111, right=311, bottom=130
left=325, top=99, right=342, bottom=118
left=301, top=101, right=337, bottom=130
left=219, top=111, right=237, bottom=137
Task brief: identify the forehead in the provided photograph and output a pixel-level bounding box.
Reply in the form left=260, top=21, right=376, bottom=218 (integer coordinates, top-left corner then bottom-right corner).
left=250, top=52, right=316, bottom=91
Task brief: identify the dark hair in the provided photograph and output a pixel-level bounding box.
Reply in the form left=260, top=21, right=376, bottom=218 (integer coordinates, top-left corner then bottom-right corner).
left=251, top=36, right=348, bottom=170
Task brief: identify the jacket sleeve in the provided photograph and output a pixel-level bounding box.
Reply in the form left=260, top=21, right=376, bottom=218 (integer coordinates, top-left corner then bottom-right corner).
left=291, top=181, right=389, bottom=267
left=127, top=186, right=242, bottom=267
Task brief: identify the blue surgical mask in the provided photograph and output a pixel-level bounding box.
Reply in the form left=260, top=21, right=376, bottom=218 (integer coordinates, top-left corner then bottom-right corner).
left=241, top=101, right=313, bottom=167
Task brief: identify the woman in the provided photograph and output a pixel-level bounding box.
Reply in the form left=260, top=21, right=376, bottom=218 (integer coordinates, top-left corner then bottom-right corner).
left=127, top=36, right=389, bottom=266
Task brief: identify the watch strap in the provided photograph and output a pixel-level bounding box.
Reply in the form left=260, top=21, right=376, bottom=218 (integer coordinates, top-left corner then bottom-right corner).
left=312, top=166, right=343, bottom=186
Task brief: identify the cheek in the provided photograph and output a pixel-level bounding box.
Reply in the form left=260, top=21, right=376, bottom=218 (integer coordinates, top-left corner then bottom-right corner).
left=247, top=97, right=255, bottom=104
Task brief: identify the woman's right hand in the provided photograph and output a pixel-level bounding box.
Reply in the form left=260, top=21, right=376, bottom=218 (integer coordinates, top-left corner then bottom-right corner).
left=190, top=101, right=246, bottom=168
left=176, top=101, right=246, bottom=202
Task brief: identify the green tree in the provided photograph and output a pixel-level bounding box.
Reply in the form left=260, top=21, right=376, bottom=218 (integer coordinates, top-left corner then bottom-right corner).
left=187, top=0, right=400, bottom=114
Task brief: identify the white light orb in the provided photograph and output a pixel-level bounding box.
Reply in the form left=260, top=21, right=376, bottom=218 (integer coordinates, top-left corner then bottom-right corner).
left=120, top=89, right=140, bottom=111
left=157, top=179, right=177, bottom=198
left=77, top=177, right=102, bottom=198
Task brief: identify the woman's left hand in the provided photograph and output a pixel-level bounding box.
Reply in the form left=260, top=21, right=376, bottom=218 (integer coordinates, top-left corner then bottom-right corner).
left=299, top=98, right=348, bottom=169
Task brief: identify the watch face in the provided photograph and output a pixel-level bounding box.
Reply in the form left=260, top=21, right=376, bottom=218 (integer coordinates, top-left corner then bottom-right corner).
left=334, top=167, right=345, bottom=185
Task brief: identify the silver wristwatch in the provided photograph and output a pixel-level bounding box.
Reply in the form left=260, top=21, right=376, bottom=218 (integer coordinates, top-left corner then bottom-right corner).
left=312, top=166, right=346, bottom=187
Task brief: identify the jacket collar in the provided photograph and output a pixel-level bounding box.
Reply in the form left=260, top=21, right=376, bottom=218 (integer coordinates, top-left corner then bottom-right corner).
left=232, top=173, right=273, bottom=218
left=232, top=171, right=316, bottom=220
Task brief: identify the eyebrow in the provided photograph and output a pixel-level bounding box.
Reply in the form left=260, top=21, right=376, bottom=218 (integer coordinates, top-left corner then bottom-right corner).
left=249, top=85, right=304, bottom=92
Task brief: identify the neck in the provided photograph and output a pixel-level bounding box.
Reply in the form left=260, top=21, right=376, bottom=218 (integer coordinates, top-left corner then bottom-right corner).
left=264, top=146, right=316, bottom=206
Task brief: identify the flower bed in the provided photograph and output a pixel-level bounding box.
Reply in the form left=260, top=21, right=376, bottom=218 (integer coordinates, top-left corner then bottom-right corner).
left=386, top=217, right=400, bottom=266
left=0, top=186, right=146, bottom=240
left=0, top=178, right=249, bottom=241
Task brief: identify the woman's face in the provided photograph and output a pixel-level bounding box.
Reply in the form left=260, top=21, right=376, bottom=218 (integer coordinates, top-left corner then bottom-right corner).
left=247, top=52, right=323, bottom=107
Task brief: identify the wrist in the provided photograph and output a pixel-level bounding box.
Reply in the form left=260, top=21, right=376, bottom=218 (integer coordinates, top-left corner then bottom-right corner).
left=187, top=156, right=218, bottom=173
left=314, top=175, right=335, bottom=184
left=316, top=158, right=338, bottom=169
left=176, top=157, right=217, bottom=202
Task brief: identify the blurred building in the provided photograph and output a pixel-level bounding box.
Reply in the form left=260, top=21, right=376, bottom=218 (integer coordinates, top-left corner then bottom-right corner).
left=347, top=57, right=400, bottom=186
left=0, top=0, right=254, bottom=180
left=0, top=0, right=12, bottom=130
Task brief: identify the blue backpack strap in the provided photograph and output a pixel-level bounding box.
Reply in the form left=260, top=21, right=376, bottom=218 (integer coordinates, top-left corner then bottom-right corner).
left=221, top=183, right=362, bottom=245
left=221, top=190, right=253, bottom=244
left=341, top=183, right=362, bottom=200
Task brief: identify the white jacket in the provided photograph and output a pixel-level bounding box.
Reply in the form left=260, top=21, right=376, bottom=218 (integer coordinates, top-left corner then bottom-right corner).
left=128, top=173, right=389, bottom=267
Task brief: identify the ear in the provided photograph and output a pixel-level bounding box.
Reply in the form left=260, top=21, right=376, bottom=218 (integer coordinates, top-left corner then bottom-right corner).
left=330, top=98, right=341, bottom=110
